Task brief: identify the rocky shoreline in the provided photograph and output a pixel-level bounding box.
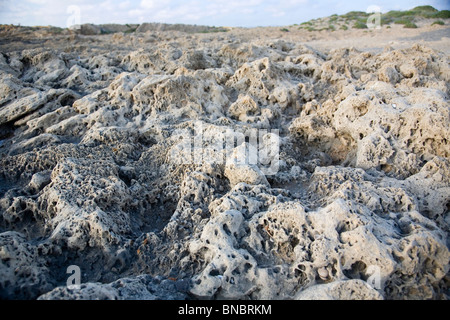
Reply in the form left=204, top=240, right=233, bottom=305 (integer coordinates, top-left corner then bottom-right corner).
left=0, top=23, right=449, bottom=300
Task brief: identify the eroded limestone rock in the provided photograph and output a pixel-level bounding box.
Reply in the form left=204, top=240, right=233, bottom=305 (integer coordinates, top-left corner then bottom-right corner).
left=0, top=28, right=448, bottom=300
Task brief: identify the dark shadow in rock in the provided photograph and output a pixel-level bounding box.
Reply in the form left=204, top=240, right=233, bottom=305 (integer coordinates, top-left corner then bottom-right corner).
left=132, top=200, right=178, bottom=235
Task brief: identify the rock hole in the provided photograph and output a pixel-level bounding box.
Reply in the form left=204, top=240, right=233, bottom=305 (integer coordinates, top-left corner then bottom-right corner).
left=118, top=170, right=132, bottom=187
left=343, top=260, right=367, bottom=280
left=59, top=94, right=76, bottom=107
left=421, top=209, right=432, bottom=219
left=336, top=220, right=352, bottom=233
left=380, top=163, right=392, bottom=174
left=289, top=236, right=299, bottom=248
left=232, top=268, right=241, bottom=275
left=222, top=223, right=231, bottom=236
left=137, top=199, right=178, bottom=234
left=209, top=269, right=220, bottom=276
left=258, top=62, right=266, bottom=72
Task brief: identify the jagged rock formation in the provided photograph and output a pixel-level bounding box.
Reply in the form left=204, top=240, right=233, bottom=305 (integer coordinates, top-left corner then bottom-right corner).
left=0, top=26, right=449, bottom=300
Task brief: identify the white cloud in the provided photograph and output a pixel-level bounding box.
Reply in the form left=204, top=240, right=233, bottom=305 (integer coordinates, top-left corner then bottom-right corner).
left=100, top=0, right=113, bottom=8
left=266, top=7, right=286, bottom=17
left=279, top=0, right=309, bottom=5
left=140, top=0, right=171, bottom=10
left=119, top=1, right=131, bottom=9
left=26, top=0, right=50, bottom=4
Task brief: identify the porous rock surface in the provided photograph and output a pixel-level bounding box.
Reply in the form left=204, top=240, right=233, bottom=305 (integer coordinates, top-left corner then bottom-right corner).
left=0, top=27, right=449, bottom=300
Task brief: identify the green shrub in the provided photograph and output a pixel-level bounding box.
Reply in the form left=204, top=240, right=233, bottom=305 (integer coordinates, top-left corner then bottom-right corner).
left=384, top=10, right=415, bottom=19
left=342, top=11, right=369, bottom=20
left=49, top=27, right=64, bottom=34
left=394, top=18, right=413, bottom=25
left=403, top=21, right=418, bottom=28
left=380, top=16, right=394, bottom=25
left=124, top=24, right=137, bottom=33
left=383, top=6, right=448, bottom=19
left=431, top=20, right=445, bottom=26
left=297, top=7, right=447, bottom=33
left=280, top=28, right=289, bottom=32
left=432, top=10, right=450, bottom=19
left=198, top=27, right=228, bottom=33
left=353, top=21, right=368, bottom=29
left=357, top=17, right=368, bottom=24
left=411, top=5, right=438, bottom=13
left=330, top=15, right=338, bottom=23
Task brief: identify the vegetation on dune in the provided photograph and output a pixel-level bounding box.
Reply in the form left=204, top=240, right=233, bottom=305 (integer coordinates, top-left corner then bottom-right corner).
left=297, top=5, right=449, bottom=31
left=2, top=5, right=448, bottom=36
left=353, top=21, right=368, bottom=29
left=432, top=20, right=445, bottom=26
left=433, top=10, right=450, bottom=19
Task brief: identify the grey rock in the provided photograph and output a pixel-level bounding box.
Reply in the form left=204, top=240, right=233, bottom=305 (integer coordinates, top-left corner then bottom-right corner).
left=0, top=26, right=448, bottom=301
left=38, top=274, right=187, bottom=300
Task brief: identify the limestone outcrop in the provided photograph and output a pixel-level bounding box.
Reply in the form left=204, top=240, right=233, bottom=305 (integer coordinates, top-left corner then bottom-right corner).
left=0, top=26, right=448, bottom=300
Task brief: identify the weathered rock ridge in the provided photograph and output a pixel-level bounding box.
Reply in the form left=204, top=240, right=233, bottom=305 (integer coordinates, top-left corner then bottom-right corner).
left=0, top=27, right=449, bottom=300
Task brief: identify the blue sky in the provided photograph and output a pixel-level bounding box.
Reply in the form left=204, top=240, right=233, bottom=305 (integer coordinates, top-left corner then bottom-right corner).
left=0, top=0, right=449, bottom=28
